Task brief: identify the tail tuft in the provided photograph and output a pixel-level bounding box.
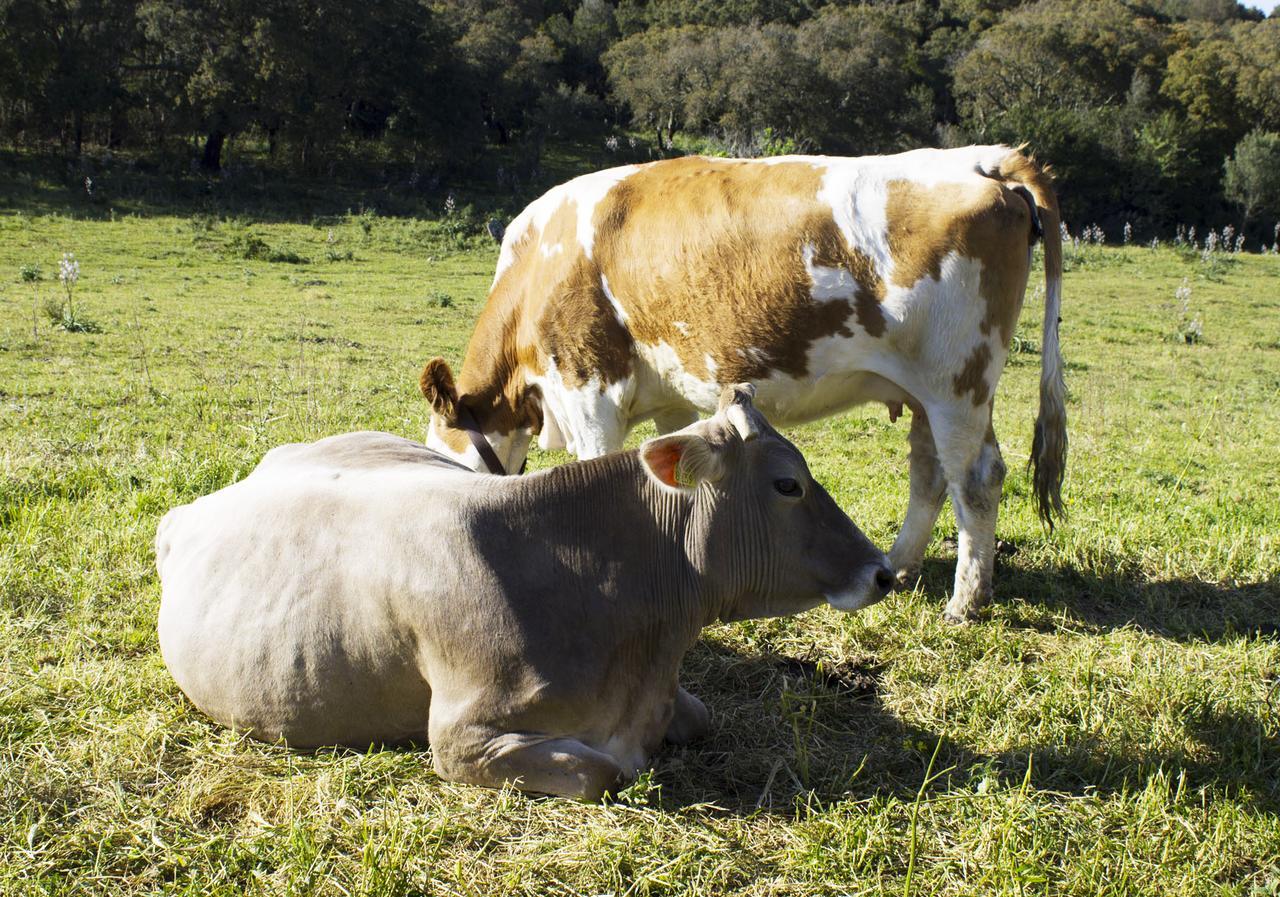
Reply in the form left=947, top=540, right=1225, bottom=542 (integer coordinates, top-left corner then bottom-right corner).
left=999, top=149, right=1068, bottom=529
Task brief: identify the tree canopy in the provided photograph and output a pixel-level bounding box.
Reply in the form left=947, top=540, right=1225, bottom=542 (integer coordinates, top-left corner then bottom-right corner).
left=1, top=0, right=1277, bottom=234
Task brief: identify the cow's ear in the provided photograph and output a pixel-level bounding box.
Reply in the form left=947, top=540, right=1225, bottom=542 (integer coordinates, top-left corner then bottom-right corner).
left=640, top=434, right=724, bottom=492
left=420, top=358, right=459, bottom=420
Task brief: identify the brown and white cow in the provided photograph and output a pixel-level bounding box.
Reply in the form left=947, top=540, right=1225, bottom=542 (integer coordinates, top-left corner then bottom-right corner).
left=156, top=385, right=892, bottom=800
left=421, top=145, right=1066, bottom=622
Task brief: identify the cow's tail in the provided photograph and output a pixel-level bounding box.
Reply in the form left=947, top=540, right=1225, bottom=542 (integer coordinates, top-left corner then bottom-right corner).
left=998, top=148, right=1067, bottom=529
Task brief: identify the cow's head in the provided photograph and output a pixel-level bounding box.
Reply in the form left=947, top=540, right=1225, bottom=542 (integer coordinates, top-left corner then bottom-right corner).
left=420, top=357, right=536, bottom=475
left=639, top=384, right=893, bottom=621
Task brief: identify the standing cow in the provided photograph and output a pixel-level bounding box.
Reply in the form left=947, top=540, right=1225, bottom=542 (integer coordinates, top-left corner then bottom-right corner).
left=421, top=145, right=1066, bottom=622
left=156, top=386, right=893, bottom=800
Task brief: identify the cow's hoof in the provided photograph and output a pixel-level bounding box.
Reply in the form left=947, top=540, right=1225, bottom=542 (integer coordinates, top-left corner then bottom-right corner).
left=943, top=588, right=992, bottom=623
left=893, top=568, right=920, bottom=592
left=666, top=688, right=710, bottom=745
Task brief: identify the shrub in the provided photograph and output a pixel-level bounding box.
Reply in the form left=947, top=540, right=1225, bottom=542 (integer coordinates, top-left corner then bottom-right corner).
left=223, top=227, right=310, bottom=264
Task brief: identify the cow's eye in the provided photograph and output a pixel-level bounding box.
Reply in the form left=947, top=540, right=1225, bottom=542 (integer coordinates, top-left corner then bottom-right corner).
left=774, top=478, right=802, bottom=496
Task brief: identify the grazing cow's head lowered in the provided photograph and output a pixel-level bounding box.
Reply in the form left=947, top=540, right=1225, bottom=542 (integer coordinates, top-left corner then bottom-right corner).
left=419, top=357, right=537, bottom=476
left=639, top=384, right=894, bottom=620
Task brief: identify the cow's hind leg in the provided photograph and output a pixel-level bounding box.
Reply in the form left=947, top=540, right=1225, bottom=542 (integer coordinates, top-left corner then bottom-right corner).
left=888, top=410, right=948, bottom=589
left=653, top=407, right=698, bottom=436
left=433, top=728, right=624, bottom=801
left=930, top=407, right=1006, bottom=622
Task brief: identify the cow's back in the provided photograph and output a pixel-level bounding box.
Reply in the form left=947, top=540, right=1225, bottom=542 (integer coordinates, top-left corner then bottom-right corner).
left=156, top=433, right=476, bottom=747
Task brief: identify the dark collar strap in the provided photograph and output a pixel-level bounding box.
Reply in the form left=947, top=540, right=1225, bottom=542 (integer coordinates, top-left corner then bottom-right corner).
left=455, top=404, right=510, bottom=476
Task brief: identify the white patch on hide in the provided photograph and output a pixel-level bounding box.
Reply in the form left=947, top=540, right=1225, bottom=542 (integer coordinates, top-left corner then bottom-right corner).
left=735, top=346, right=771, bottom=368
left=635, top=341, right=722, bottom=412
left=802, top=244, right=858, bottom=302
left=426, top=423, right=481, bottom=471
left=571, top=165, right=640, bottom=261
left=525, top=357, right=633, bottom=460
left=600, top=274, right=628, bottom=325
left=492, top=164, right=639, bottom=285
left=814, top=144, right=1018, bottom=290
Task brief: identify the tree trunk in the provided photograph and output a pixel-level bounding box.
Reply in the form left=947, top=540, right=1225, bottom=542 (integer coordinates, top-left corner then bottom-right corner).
left=108, top=106, right=127, bottom=149
left=201, top=129, right=226, bottom=171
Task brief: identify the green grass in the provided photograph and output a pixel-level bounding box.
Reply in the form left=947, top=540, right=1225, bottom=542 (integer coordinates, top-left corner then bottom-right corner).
left=1, top=190, right=1278, bottom=895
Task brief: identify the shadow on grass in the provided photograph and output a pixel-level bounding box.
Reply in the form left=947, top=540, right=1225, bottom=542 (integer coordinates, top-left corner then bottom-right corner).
left=649, top=640, right=1279, bottom=817
left=292, top=630, right=1275, bottom=817
left=907, top=549, right=1280, bottom=643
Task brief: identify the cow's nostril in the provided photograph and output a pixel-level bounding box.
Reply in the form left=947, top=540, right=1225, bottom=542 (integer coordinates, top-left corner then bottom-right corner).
left=874, top=565, right=895, bottom=593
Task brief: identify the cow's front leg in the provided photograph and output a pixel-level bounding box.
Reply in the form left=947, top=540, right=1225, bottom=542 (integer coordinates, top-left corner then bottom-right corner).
left=887, top=410, right=948, bottom=589
left=560, top=380, right=632, bottom=460
left=432, top=728, right=624, bottom=801
left=932, top=412, right=1006, bottom=623
left=665, top=686, right=710, bottom=745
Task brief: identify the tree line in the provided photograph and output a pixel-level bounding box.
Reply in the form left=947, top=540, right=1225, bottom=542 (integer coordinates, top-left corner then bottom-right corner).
left=2, top=0, right=1278, bottom=236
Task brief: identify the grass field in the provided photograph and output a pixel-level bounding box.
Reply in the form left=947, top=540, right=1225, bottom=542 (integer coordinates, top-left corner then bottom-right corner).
left=1, top=178, right=1279, bottom=895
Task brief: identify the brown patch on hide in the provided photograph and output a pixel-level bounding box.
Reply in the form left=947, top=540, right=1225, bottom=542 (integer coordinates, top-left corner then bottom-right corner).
left=953, top=343, right=993, bottom=406
left=885, top=178, right=1033, bottom=348
left=589, top=156, right=886, bottom=384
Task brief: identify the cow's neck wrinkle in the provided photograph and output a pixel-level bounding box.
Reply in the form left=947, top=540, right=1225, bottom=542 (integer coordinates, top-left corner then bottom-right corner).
left=496, top=452, right=730, bottom=635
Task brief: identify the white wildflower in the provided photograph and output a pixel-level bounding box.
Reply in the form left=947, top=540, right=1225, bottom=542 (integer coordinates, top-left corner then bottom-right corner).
left=58, top=252, right=79, bottom=286
left=1175, top=278, right=1192, bottom=308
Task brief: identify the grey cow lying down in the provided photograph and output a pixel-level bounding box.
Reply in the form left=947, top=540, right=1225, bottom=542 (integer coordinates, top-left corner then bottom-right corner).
left=156, top=384, right=894, bottom=800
